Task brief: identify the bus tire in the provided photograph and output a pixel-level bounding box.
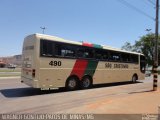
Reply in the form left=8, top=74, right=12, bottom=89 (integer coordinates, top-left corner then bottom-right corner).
left=132, top=74, right=138, bottom=83
left=66, top=76, right=79, bottom=91
left=81, top=76, right=92, bottom=89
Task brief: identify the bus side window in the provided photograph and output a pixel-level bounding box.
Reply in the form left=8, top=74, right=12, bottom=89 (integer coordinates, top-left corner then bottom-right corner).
left=54, top=43, right=76, bottom=58
left=84, top=48, right=94, bottom=59
left=121, top=53, right=131, bottom=63
left=54, top=43, right=62, bottom=56
left=77, top=47, right=84, bottom=58
left=95, top=49, right=109, bottom=61
left=140, top=55, right=146, bottom=73
left=95, top=49, right=103, bottom=60
left=109, top=51, right=121, bottom=62
left=61, top=48, right=76, bottom=58
left=77, top=47, right=94, bottom=59
left=65, top=45, right=76, bottom=57
left=131, top=55, right=138, bottom=63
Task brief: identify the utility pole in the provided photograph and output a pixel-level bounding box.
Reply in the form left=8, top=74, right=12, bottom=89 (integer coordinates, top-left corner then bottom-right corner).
left=40, top=27, right=47, bottom=34
left=153, top=0, right=159, bottom=91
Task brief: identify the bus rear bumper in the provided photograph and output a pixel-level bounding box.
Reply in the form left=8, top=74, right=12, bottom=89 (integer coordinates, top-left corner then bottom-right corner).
left=21, top=76, right=40, bottom=88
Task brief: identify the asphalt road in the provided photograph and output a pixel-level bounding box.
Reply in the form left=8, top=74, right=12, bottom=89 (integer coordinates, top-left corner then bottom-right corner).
left=0, top=76, right=159, bottom=114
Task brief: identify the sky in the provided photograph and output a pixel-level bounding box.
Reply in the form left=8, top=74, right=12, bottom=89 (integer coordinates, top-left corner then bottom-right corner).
left=0, top=0, right=156, bottom=57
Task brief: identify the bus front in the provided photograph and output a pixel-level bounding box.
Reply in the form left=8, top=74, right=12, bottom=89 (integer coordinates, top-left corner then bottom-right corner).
left=21, top=34, right=39, bottom=88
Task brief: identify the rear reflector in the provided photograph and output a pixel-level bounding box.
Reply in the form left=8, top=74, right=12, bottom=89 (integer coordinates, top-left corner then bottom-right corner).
left=32, top=69, right=35, bottom=78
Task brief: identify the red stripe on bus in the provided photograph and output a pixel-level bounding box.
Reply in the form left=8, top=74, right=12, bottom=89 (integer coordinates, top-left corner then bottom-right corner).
left=70, top=59, right=88, bottom=79
left=82, top=42, right=93, bottom=47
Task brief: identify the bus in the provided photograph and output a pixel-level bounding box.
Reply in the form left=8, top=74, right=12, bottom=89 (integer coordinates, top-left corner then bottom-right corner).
left=21, top=33, right=145, bottom=90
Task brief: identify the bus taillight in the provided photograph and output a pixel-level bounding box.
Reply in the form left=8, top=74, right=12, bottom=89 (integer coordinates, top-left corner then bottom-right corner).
left=32, top=69, right=36, bottom=78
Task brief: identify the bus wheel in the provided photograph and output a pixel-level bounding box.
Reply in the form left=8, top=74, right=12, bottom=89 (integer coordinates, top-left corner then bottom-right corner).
left=81, top=76, right=92, bottom=89
left=132, top=75, right=137, bottom=83
left=66, top=77, right=79, bottom=90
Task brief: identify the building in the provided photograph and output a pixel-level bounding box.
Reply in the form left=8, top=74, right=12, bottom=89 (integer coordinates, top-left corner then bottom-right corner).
left=0, top=60, right=6, bottom=68
left=0, top=54, right=22, bottom=68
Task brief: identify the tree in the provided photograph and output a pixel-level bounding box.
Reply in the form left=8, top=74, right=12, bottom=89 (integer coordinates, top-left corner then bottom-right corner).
left=134, top=34, right=155, bottom=65
left=121, top=42, right=134, bottom=51
left=121, top=33, right=160, bottom=65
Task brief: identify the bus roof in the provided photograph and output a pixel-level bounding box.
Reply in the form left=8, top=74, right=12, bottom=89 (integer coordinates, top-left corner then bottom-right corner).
left=27, top=33, right=143, bottom=56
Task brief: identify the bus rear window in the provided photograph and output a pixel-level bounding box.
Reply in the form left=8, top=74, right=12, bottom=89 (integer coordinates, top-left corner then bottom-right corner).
left=40, top=40, right=53, bottom=57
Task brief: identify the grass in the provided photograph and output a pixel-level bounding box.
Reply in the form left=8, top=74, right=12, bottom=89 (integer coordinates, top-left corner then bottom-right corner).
left=0, top=68, right=21, bottom=77
left=0, top=74, right=21, bottom=77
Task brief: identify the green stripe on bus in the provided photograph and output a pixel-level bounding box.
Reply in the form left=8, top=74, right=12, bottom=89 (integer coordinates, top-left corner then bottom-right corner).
left=84, top=60, right=98, bottom=77
left=93, top=44, right=103, bottom=49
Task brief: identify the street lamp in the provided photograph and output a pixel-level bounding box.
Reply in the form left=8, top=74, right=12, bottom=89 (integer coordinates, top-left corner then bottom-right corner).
left=145, top=29, right=152, bottom=32
left=40, top=27, right=47, bottom=34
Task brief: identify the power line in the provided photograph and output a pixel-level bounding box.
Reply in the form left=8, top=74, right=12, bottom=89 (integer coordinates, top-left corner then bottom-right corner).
left=142, top=0, right=155, bottom=8
left=117, top=0, right=155, bottom=21
left=147, top=0, right=156, bottom=6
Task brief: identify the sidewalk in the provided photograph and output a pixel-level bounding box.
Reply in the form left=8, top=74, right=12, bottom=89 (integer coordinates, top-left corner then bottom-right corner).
left=58, top=88, right=160, bottom=114
left=88, top=89, right=160, bottom=114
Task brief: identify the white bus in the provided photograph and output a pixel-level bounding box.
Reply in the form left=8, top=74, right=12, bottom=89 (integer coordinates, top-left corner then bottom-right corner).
left=21, top=33, right=145, bottom=90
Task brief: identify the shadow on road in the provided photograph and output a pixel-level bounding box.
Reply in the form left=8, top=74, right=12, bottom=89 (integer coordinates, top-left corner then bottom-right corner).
left=92, top=81, right=142, bottom=89
left=128, top=90, right=155, bottom=94
left=0, top=87, right=67, bottom=98
left=0, top=81, right=143, bottom=98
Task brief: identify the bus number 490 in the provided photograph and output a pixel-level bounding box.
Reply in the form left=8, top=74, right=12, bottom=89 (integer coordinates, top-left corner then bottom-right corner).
left=49, top=61, right=61, bottom=66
